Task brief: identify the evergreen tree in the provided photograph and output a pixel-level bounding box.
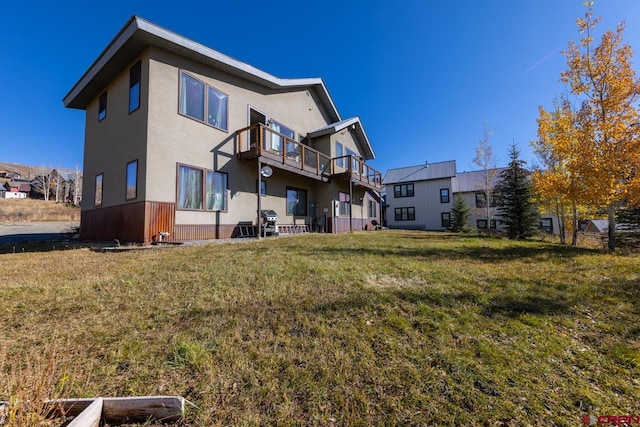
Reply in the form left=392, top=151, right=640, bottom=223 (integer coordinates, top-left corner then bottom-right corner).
left=450, top=195, right=471, bottom=232
left=494, top=144, right=541, bottom=239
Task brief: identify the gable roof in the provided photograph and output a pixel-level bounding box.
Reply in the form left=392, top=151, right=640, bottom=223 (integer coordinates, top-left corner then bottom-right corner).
left=383, top=160, right=456, bottom=185
left=308, top=117, right=374, bottom=160
left=4, top=181, right=31, bottom=192
left=585, top=219, right=609, bottom=233
left=452, top=168, right=507, bottom=193
left=63, top=16, right=341, bottom=125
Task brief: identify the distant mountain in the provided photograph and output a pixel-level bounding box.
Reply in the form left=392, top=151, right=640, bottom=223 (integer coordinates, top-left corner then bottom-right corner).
left=0, top=162, right=79, bottom=180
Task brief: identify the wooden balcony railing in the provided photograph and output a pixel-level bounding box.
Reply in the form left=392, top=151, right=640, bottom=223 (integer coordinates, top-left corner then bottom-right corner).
left=236, top=123, right=382, bottom=189
left=331, top=155, right=383, bottom=189
left=237, top=123, right=332, bottom=176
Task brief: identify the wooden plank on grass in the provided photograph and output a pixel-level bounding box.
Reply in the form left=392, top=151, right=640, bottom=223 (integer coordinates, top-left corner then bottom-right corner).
left=67, top=397, right=102, bottom=427
left=102, top=396, right=184, bottom=422
left=48, top=397, right=95, bottom=417
left=48, top=396, right=184, bottom=423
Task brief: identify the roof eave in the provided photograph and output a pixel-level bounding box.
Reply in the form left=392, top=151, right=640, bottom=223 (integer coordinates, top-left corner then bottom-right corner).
left=63, top=16, right=341, bottom=123
left=308, top=117, right=375, bottom=160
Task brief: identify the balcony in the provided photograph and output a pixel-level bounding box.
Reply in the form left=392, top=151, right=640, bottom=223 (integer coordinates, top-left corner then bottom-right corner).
left=236, top=123, right=382, bottom=190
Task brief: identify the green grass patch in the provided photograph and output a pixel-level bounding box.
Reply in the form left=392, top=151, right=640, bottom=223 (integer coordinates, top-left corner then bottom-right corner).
left=0, top=230, right=639, bottom=425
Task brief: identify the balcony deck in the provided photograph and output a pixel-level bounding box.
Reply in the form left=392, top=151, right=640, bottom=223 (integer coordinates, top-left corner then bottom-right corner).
left=236, top=124, right=382, bottom=191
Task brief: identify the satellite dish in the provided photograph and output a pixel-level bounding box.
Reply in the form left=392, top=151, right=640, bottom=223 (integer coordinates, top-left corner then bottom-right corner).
left=260, top=165, right=273, bottom=178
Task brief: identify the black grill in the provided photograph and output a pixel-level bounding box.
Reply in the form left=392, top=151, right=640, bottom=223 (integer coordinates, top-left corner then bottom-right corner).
left=260, top=210, right=279, bottom=236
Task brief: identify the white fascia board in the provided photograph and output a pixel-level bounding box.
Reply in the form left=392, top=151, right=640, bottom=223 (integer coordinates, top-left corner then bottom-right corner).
left=64, top=16, right=341, bottom=122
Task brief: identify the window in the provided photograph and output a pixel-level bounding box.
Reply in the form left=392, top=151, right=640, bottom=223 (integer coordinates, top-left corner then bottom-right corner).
left=440, top=188, right=450, bottom=203
left=257, top=180, right=267, bottom=196
left=286, top=187, right=307, bottom=216
left=476, top=191, right=496, bottom=208
left=98, top=92, right=107, bottom=121
left=477, top=219, right=497, bottom=230
left=394, top=183, right=414, bottom=198
left=179, top=72, right=228, bottom=131
left=395, top=207, right=415, bottom=221
left=270, top=120, right=294, bottom=154
left=346, top=148, right=359, bottom=173
left=339, top=192, right=350, bottom=216
left=206, top=170, right=227, bottom=211
left=336, top=142, right=344, bottom=167
left=368, top=200, right=377, bottom=217
left=441, top=212, right=451, bottom=228
left=129, top=61, right=141, bottom=113
left=126, top=160, right=137, bottom=200
left=95, top=173, right=103, bottom=206
left=540, top=218, right=553, bottom=234
left=177, top=164, right=227, bottom=211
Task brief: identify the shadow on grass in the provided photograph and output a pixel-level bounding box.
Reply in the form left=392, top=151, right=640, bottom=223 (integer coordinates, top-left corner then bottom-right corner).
left=300, top=240, right=595, bottom=263
left=0, top=239, right=85, bottom=254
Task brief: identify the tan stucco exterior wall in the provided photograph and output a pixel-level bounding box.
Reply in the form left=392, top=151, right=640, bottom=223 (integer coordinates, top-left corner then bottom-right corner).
left=144, top=46, right=371, bottom=227
left=80, top=45, right=380, bottom=236
left=81, top=52, right=149, bottom=211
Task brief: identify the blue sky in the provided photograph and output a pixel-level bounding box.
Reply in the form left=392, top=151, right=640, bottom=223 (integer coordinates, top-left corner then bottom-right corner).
left=1, top=0, right=639, bottom=174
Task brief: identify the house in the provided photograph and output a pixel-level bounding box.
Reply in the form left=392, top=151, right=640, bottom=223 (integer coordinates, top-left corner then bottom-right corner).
left=63, top=16, right=382, bottom=243
left=383, top=161, right=456, bottom=230
left=383, top=162, right=558, bottom=234
left=583, top=219, right=608, bottom=234
left=2, top=181, right=30, bottom=199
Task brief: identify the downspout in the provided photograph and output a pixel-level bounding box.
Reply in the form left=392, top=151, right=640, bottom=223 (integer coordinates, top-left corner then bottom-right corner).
left=257, top=159, right=262, bottom=240
left=349, top=178, right=353, bottom=232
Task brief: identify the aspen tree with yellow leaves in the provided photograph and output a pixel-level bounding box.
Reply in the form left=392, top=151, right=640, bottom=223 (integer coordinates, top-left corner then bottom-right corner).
left=536, top=3, right=640, bottom=251
left=533, top=98, right=586, bottom=245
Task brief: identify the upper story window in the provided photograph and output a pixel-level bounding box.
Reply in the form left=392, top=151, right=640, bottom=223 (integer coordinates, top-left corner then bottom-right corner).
left=270, top=120, right=294, bottom=153
left=440, top=188, right=450, bottom=203
left=129, top=61, right=141, bottom=113
left=179, top=72, right=228, bottom=131
left=346, top=148, right=358, bottom=173
left=126, top=160, right=138, bottom=200
left=475, top=191, right=496, bottom=208
left=336, top=142, right=344, bottom=167
left=394, top=183, right=414, bottom=198
left=98, top=92, right=107, bottom=122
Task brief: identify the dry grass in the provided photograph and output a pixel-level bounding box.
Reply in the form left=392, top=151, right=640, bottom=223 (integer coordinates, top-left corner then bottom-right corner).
left=0, top=341, right=76, bottom=426
left=0, top=199, right=79, bottom=222
left=0, top=231, right=638, bottom=425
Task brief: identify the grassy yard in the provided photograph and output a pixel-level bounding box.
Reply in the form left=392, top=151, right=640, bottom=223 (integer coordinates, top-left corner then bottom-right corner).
left=0, top=231, right=638, bottom=425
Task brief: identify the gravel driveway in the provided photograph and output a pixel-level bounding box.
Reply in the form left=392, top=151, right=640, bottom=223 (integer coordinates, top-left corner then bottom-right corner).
left=0, top=221, right=79, bottom=245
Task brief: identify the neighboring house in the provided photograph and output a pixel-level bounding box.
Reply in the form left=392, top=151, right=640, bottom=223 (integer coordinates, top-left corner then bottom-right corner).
left=383, top=162, right=558, bottom=234
left=2, top=181, right=30, bottom=199
left=0, top=170, right=20, bottom=179
left=451, top=168, right=503, bottom=232
left=583, top=219, right=609, bottom=234
left=50, top=169, right=82, bottom=203
left=383, top=161, right=456, bottom=230
left=63, top=16, right=382, bottom=243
